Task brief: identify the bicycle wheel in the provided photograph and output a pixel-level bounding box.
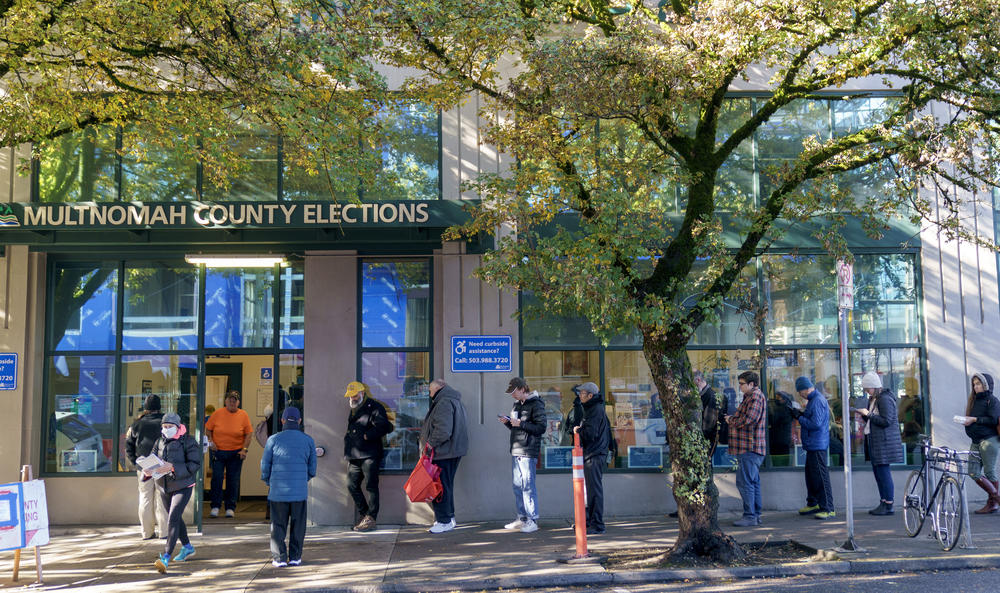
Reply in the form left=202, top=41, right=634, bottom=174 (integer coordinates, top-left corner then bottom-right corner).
left=903, top=469, right=926, bottom=537
left=934, top=475, right=964, bottom=551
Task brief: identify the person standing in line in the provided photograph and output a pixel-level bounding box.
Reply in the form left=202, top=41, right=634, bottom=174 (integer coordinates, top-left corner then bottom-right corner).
left=498, top=377, right=547, bottom=533
left=857, top=371, right=904, bottom=515
left=125, top=394, right=167, bottom=540
left=148, top=412, right=201, bottom=573
left=419, top=379, right=469, bottom=534
left=791, top=376, right=835, bottom=520
left=261, top=406, right=317, bottom=567
left=726, top=371, right=767, bottom=527
left=205, top=390, right=253, bottom=518
left=572, top=381, right=610, bottom=535
left=343, top=381, right=394, bottom=532
left=959, top=373, right=1000, bottom=514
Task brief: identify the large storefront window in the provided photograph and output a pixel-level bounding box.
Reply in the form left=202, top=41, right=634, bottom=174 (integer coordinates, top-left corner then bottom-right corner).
left=43, top=259, right=304, bottom=475
left=359, top=259, right=432, bottom=470
left=520, top=250, right=926, bottom=472
left=37, top=127, right=118, bottom=203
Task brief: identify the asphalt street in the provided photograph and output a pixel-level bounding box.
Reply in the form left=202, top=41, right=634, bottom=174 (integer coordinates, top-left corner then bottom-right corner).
left=504, top=568, right=1000, bottom=593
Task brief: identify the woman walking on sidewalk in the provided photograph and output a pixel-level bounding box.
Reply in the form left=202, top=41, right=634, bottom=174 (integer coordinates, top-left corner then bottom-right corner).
left=960, top=373, right=1000, bottom=514
left=145, top=412, right=202, bottom=573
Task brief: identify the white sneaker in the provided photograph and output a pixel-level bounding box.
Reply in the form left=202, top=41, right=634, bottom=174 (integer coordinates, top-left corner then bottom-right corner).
left=209, top=508, right=220, bottom=518
left=504, top=518, right=526, bottom=530
left=520, top=520, right=539, bottom=533
left=428, top=519, right=456, bottom=533
left=272, top=560, right=287, bottom=568
left=225, top=509, right=235, bottom=518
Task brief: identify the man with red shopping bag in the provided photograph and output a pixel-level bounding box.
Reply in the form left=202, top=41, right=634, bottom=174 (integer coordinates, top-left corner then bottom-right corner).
left=419, top=379, right=469, bottom=533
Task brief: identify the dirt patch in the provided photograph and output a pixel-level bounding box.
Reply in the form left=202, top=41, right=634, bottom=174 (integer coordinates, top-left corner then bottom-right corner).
left=603, top=540, right=819, bottom=570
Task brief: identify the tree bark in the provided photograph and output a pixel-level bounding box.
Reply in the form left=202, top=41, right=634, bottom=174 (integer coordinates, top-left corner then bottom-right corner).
left=643, top=331, right=745, bottom=563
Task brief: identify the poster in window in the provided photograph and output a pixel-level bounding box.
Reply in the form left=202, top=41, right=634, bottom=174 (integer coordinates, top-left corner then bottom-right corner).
left=562, top=351, right=589, bottom=377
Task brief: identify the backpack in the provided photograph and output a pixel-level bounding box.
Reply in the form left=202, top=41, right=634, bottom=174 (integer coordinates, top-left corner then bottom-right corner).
left=254, top=419, right=269, bottom=448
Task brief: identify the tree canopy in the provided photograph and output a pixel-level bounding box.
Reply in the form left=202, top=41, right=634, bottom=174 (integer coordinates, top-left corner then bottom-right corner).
left=359, top=0, right=1000, bottom=560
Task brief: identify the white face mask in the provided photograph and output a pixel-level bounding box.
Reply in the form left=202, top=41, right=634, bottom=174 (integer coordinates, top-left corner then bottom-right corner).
left=162, top=425, right=178, bottom=439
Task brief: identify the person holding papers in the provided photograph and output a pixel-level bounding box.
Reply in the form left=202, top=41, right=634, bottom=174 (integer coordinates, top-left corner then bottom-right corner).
left=145, top=412, right=201, bottom=573
left=959, top=373, right=1000, bottom=514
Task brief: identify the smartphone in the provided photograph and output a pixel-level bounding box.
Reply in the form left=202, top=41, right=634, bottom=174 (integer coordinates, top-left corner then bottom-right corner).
left=497, top=414, right=511, bottom=421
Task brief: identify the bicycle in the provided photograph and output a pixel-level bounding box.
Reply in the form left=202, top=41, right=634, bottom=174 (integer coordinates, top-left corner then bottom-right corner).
left=902, top=435, right=978, bottom=551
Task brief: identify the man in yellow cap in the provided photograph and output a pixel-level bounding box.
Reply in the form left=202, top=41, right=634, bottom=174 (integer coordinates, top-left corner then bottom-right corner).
left=343, top=381, right=393, bottom=532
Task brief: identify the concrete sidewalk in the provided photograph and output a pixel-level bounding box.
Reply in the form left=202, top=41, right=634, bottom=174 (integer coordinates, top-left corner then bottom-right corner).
left=5, top=509, right=1000, bottom=592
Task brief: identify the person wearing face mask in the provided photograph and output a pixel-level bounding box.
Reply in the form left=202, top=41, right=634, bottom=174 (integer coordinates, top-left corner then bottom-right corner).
left=498, top=377, right=547, bottom=533
left=146, top=412, right=201, bottom=573
left=343, top=381, right=393, bottom=532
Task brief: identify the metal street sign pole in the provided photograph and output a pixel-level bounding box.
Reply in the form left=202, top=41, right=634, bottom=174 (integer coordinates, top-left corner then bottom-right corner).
left=836, top=259, right=864, bottom=552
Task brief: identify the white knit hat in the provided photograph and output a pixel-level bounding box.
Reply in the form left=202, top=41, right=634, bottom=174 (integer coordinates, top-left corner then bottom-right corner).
left=861, top=371, right=882, bottom=390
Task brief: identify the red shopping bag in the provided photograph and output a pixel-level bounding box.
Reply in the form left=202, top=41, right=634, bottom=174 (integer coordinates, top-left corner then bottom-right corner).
left=404, top=445, right=443, bottom=503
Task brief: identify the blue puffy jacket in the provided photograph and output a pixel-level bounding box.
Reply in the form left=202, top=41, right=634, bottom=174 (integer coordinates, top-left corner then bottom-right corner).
left=261, top=426, right=317, bottom=502
left=796, top=390, right=830, bottom=452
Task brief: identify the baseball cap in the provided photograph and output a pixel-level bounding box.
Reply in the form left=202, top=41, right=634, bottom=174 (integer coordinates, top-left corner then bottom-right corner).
left=281, top=406, right=302, bottom=422
left=344, top=381, right=367, bottom=398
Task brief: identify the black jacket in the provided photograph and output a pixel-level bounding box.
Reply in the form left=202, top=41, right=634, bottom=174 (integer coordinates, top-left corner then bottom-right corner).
left=505, top=393, right=547, bottom=458
left=966, top=373, right=1000, bottom=444
left=344, top=397, right=394, bottom=460
left=125, top=411, right=164, bottom=465
left=577, top=393, right=611, bottom=460
left=153, top=432, right=202, bottom=494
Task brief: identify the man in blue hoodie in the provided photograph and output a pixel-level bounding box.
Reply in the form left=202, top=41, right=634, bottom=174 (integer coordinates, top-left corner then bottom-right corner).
left=791, top=376, right=834, bottom=520
left=261, top=406, right=317, bottom=567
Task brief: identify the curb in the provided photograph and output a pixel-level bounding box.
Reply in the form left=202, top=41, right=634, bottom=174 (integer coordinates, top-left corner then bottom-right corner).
left=289, top=553, right=1000, bottom=593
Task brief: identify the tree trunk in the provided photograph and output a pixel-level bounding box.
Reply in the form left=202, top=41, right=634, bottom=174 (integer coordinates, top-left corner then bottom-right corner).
left=643, top=331, right=746, bottom=563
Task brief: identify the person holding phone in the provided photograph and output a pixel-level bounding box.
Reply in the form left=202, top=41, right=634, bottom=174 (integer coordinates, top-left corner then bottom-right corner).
left=858, top=371, right=904, bottom=515
left=498, top=377, right=547, bottom=533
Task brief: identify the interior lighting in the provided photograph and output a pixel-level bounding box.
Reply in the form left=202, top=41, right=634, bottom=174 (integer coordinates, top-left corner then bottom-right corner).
left=184, top=255, right=286, bottom=268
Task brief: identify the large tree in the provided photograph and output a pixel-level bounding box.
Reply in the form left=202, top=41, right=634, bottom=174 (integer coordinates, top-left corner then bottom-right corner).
left=360, top=0, right=1000, bottom=561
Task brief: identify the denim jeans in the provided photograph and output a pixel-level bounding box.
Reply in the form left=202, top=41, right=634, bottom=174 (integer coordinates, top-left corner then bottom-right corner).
left=736, top=452, right=764, bottom=519
left=511, top=456, right=538, bottom=521
left=872, top=463, right=894, bottom=502
left=969, top=436, right=1000, bottom=481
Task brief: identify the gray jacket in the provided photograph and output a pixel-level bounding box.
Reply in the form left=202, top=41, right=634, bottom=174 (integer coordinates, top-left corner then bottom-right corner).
left=419, top=385, right=469, bottom=460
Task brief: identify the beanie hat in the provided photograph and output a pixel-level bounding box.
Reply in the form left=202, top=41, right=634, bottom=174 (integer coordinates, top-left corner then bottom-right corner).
left=794, top=376, right=813, bottom=392
left=861, top=371, right=882, bottom=390
left=144, top=394, right=161, bottom=411
left=162, top=412, right=182, bottom=426
left=577, top=382, right=600, bottom=395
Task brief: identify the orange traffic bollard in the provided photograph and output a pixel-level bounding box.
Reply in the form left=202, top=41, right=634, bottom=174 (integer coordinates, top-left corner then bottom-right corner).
left=572, top=432, right=589, bottom=559
left=558, top=431, right=604, bottom=564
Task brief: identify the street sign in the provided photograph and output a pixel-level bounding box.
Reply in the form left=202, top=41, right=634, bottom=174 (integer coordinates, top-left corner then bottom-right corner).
left=0, top=353, right=17, bottom=390
left=837, top=259, right=854, bottom=310
left=450, top=335, right=512, bottom=373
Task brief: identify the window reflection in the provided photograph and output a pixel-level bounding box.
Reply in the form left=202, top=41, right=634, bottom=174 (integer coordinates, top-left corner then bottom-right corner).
left=361, top=261, right=430, bottom=349
left=123, top=266, right=198, bottom=350
left=51, top=264, right=118, bottom=351
left=46, top=355, right=115, bottom=473
left=763, top=255, right=838, bottom=344
left=360, top=351, right=430, bottom=469
left=205, top=268, right=275, bottom=348
left=37, top=127, right=118, bottom=202
left=120, top=355, right=198, bottom=470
